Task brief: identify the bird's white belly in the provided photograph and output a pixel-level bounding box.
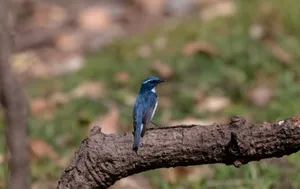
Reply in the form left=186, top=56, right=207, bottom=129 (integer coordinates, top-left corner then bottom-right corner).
left=151, top=101, right=158, bottom=120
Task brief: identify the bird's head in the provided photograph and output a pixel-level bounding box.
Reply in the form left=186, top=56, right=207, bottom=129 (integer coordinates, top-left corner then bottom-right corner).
left=140, top=76, right=165, bottom=93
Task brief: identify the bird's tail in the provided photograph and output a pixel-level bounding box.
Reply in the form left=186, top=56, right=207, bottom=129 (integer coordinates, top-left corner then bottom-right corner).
left=133, top=123, right=143, bottom=152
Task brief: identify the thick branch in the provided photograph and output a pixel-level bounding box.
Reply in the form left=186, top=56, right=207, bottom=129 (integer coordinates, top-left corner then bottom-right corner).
left=57, top=115, right=300, bottom=189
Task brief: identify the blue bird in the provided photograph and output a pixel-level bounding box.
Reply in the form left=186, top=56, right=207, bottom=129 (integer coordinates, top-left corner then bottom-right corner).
left=132, top=76, right=165, bottom=152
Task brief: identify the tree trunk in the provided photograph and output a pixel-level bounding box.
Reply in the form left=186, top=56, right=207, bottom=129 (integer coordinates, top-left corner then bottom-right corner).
left=0, top=0, right=29, bottom=188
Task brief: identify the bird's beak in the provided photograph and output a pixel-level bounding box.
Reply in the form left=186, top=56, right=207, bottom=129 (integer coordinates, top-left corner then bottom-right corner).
left=159, top=79, right=166, bottom=83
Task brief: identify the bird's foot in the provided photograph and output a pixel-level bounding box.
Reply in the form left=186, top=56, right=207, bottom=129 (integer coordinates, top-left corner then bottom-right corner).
left=150, top=121, right=160, bottom=127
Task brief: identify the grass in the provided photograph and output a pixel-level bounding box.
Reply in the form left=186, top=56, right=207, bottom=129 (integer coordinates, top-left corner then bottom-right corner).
left=2, top=0, right=300, bottom=188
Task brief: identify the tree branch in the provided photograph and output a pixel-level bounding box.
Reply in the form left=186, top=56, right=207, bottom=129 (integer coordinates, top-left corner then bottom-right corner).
left=12, top=11, right=76, bottom=53
left=57, top=115, right=300, bottom=189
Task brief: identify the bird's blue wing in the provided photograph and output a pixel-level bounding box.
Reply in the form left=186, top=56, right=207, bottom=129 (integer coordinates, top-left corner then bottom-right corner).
left=133, top=97, right=141, bottom=132
left=141, top=92, right=158, bottom=136
left=133, top=96, right=144, bottom=151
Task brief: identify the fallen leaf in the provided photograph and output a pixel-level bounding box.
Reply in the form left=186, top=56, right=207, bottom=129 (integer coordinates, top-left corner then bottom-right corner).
left=115, top=71, right=130, bottom=84
left=152, top=60, right=174, bottom=79
left=32, top=2, right=67, bottom=28
left=162, top=165, right=214, bottom=184
left=30, top=97, right=54, bottom=119
left=153, top=36, right=167, bottom=50
left=77, top=6, right=112, bottom=32
left=249, top=23, right=267, bottom=40
left=135, top=0, right=166, bottom=15
left=142, top=0, right=166, bottom=15
left=199, top=0, right=225, bottom=6
left=164, top=0, right=199, bottom=16
left=71, top=81, right=105, bottom=100
left=196, top=96, right=231, bottom=112
left=168, top=117, right=217, bottom=126
left=182, top=40, right=216, bottom=56
left=49, top=92, right=69, bottom=107
left=31, top=63, right=50, bottom=78
left=56, top=150, right=74, bottom=168
left=137, top=45, right=152, bottom=57
left=113, top=175, right=152, bottom=189
left=265, top=39, right=293, bottom=64
left=29, top=139, right=58, bottom=161
left=54, top=30, right=84, bottom=52
left=200, top=1, right=236, bottom=21
left=247, top=86, right=274, bottom=106
left=51, top=53, right=85, bottom=75
left=124, top=93, right=136, bottom=106
left=194, top=90, right=206, bottom=104
left=88, top=106, right=120, bottom=134
left=32, top=180, right=57, bottom=189
left=11, top=50, right=42, bottom=75
left=0, top=153, right=3, bottom=164
left=32, top=48, right=85, bottom=77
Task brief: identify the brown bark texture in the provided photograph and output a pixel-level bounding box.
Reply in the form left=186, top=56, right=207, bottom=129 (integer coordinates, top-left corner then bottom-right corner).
left=0, top=0, right=29, bottom=188
left=57, top=115, right=300, bottom=189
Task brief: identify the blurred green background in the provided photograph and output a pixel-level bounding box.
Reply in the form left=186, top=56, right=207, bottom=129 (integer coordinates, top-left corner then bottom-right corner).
left=2, top=0, right=300, bottom=188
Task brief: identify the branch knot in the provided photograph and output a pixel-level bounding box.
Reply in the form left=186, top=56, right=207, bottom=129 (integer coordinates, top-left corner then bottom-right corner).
left=225, top=132, right=250, bottom=167
left=230, top=115, right=247, bottom=127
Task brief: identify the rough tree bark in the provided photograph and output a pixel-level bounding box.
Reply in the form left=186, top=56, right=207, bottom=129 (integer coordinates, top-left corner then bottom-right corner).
left=57, top=115, right=300, bottom=189
left=0, top=0, right=29, bottom=188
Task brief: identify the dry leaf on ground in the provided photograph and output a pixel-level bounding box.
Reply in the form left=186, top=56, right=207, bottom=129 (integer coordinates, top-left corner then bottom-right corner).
left=11, top=50, right=43, bottom=76
left=51, top=53, right=85, bottom=75
left=124, top=94, right=136, bottom=106
left=32, top=180, right=57, bottom=189
left=247, top=86, right=274, bottom=106
left=71, top=81, right=105, bottom=100
left=54, top=30, right=84, bottom=52
left=77, top=6, right=112, bottom=32
left=265, top=39, right=293, bottom=64
left=152, top=60, right=174, bottom=79
left=29, top=139, right=58, bottom=161
left=195, top=96, right=231, bottom=112
left=162, top=165, right=214, bottom=184
left=113, top=175, right=152, bottom=189
left=249, top=23, right=268, bottom=40
left=153, top=36, right=167, bottom=50
left=135, top=0, right=166, bottom=16
left=30, top=97, right=54, bottom=119
left=56, top=150, right=75, bottom=168
left=164, top=0, right=199, bottom=16
left=32, top=2, right=67, bottom=28
left=137, top=45, right=152, bottom=57
left=0, top=153, right=3, bottom=164
left=30, top=98, right=48, bottom=113
left=88, top=106, right=120, bottom=134
left=49, top=92, right=69, bottom=108
left=168, top=117, right=216, bottom=126
left=182, top=40, right=216, bottom=56
left=200, top=1, right=236, bottom=21
left=115, top=71, right=130, bottom=84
